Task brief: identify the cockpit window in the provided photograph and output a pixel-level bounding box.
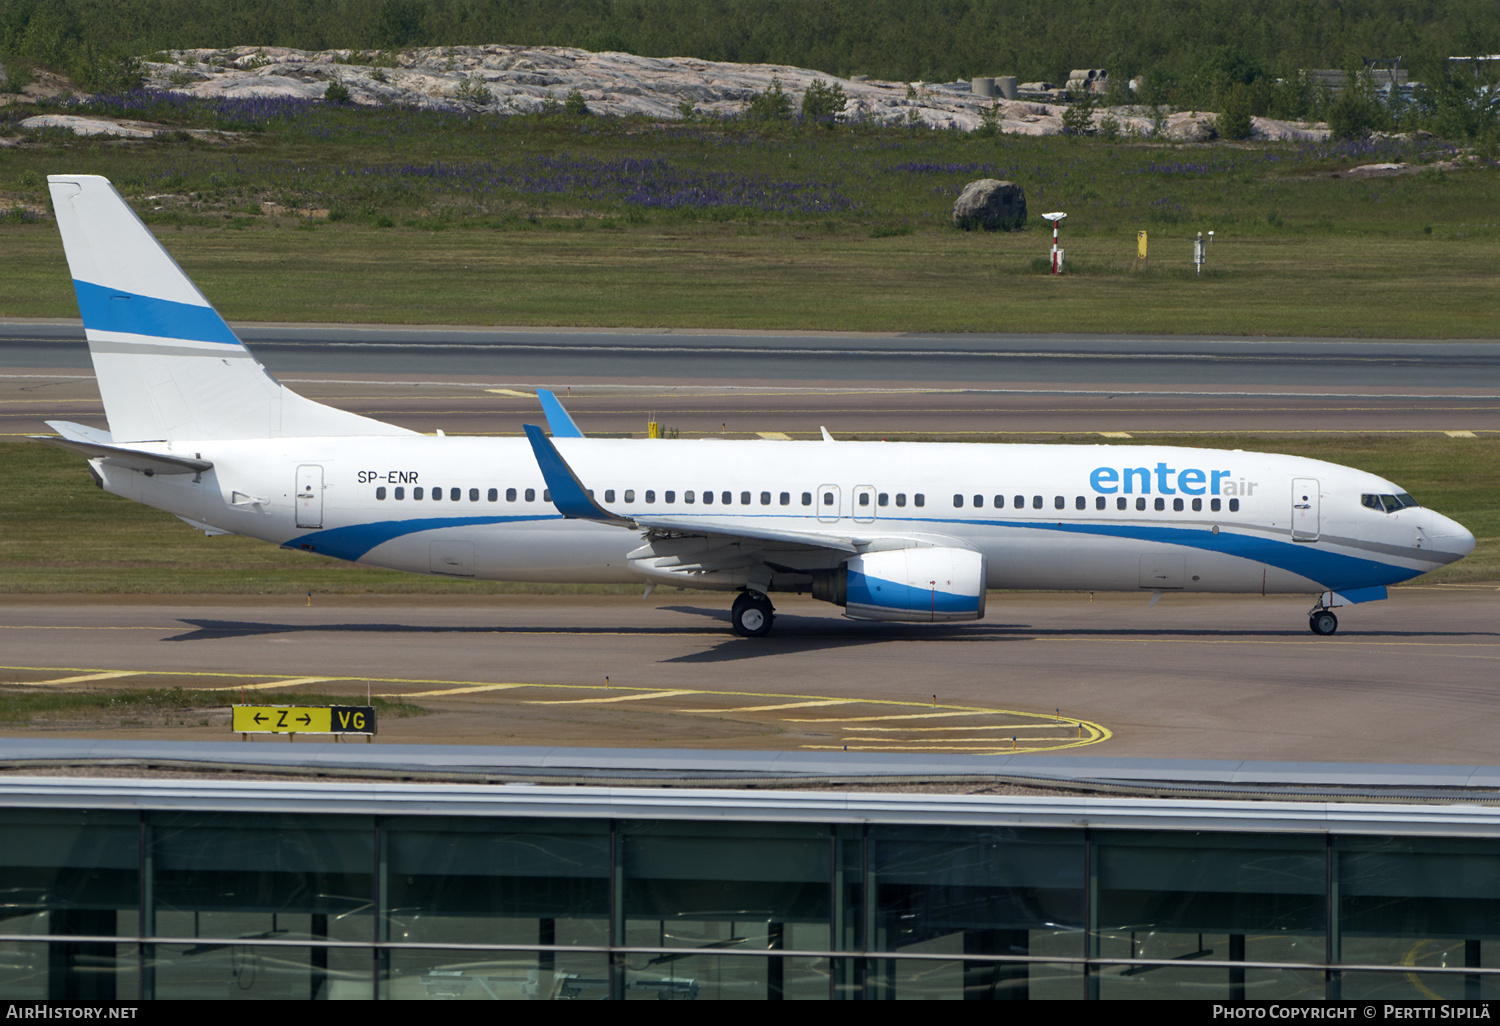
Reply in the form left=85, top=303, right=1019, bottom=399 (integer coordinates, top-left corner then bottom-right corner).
left=1362, top=492, right=1421, bottom=513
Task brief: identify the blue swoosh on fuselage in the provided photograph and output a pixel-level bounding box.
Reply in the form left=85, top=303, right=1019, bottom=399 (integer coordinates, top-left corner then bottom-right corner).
left=285, top=514, right=559, bottom=562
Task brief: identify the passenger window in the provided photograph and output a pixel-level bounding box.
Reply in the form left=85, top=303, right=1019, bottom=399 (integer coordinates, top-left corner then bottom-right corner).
left=858, top=492, right=870, bottom=506
left=543, top=490, right=551, bottom=502
left=414, top=487, right=424, bottom=500
left=376, top=486, right=387, bottom=500
left=1229, top=498, right=1240, bottom=512
left=1075, top=496, right=1086, bottom=510
left=506, top=488, right=517, bottom=502
left=1210, top=498, right=1221, bottom=512
left=450, top=488, right=460, bottom=501
left=604, top=489, right=615, bottom=503
left=741, top=491, right=751, bottom=505
left=1192, top=498, right=1202, bottom=511
left=1095, top=496, right=1105, bottom=510
left=525, top=488, right=535, bottom=502
left=895, top=494, right=906, bottom=507
left=994, top=495, right=1004, bottom=509
left=1116, top=497, right=1126, bottom=510
left=972, top=494, right=983, bottom=507
left=686, top=491, right=696, bottom=504
left=431, top=487, right=441, bottom=501
left=823, top=491, right=834, bottom=506
left=704, top=491, right=714, bottom=505
left=1013, top=495, right=1023, bottom=509
left=470, top=488, right=480, bottom=502
left=722, top=491, right=732, bottom=505
left=1173, top=498, right=1183, bottom=511
left=780, top=492, right=790, bottom=505
left=760, top=491, right=771, bottom=505
left=1154, top=498, right=1165, bottom=511
left=1054, top=496, right=1064, bottom=510
left=645, top=490, right=655, bottom=503
left=664, top=490, right=675, bottom=503
left=914, top=494, right=925, bottom=507
left=1032, top=496, right=1043, bottom=509
left=394, top=486, right=404, bottom=500
left=879, top=493, right=889, bottom=506
left=1136, top=497, right=1146, bottom=511
left=487, top=488, right=497, bottom=502
left=624, top=489, right=635, bottom=503
left=953, top=494, right=964, bottom=508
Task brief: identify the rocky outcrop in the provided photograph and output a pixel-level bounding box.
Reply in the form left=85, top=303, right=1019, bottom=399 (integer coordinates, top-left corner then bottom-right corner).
left=953, top=179, right=1027, bottom=231
left=134, top=45, right=1332, bottom=140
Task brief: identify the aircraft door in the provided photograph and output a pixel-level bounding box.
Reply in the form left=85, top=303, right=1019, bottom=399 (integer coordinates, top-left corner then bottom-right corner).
left=295, top=465, right=323, bottom=529
left=852, top=485, right=876, bottom=523
left=1291, top=478, right=1320, bottom=542
left=816, top=484, right=841, bottom=523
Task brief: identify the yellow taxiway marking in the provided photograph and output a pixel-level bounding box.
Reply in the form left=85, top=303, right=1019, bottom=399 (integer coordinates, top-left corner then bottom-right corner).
left=31, top=670, right=140, bottom=685
left=1098, top=431, right=1133, bottom=438
left=391, top=683, right=532, bottom=697
left=1445, top=430, right=1478, bottom=438
left=204, top=676, right=333, bottom=691
left=756, top=431, right=793, bottom=440
left=484, top=388, right=535, bottom=398
left=523, top=689, right=700, bottom=705
left=785, top=710, right=1020, bottom=723
left=699, top=699, right=856, bottom=713
left=845, top=723, right=1083, bottom=732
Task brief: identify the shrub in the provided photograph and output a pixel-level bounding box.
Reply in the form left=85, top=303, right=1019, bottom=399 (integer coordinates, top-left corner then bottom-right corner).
left=1061, top=90, right=1095, bottom=136
left=564, top=89, right=589, bottom=117
left=1216, top=83, right=1254, bottom=140
left=325, top=80, right=352, bottom=104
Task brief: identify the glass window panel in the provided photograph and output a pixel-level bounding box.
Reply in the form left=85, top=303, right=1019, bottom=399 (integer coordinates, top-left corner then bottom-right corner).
left=1094, top=830, right=1325, bottom=963
left=871, top=825, right=1084, bottom=960
left=0, top=940, right=141, bottom=1001
left=623, top=822, right=830, bottom=954
left=385, top=817, right=609, bottom=946
left=1338, top=836, right=1500, bottom=944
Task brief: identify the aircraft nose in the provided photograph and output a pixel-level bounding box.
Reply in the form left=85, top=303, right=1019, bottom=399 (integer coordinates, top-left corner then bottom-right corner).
left=1429, top=511, right=1476, bottom=558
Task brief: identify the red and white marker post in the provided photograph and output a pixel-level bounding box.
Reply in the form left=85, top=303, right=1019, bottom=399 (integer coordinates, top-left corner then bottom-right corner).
left=1042, top=211, right=1067, bottom=274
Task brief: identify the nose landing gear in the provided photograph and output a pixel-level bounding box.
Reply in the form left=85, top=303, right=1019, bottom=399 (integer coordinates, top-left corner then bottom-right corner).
left=731, top=591, right=776, bottom=637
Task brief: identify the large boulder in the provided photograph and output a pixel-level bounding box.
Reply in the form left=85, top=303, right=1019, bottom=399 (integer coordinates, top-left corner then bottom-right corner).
left=953, top=179, right=1027, bottom=231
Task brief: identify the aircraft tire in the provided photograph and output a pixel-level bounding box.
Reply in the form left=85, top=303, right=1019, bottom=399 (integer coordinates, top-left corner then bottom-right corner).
left=1309, top=610, right=1338, bottom=636
left=731, top=592, right=775, bottom=638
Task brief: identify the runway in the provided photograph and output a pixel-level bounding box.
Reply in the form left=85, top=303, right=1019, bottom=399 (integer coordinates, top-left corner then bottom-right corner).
left=3, top=320, right=1498, bottom=438
left=2, top=588, right=1496, bottom=763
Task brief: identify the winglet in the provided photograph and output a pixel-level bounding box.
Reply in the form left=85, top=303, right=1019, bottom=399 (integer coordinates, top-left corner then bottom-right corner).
left=821, top=426, right=835, bottom=442
left=537, top=389, right=585, bottom=438
left=522, top=425, right=633, bottom=526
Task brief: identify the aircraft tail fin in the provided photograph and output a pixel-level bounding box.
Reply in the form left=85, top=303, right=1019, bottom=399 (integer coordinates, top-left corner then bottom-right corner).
left=47, top=174, right=413, bottom=443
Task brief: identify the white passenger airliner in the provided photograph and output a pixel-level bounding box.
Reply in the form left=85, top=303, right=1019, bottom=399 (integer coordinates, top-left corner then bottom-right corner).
left=38, top=175, right=1475, bottom=637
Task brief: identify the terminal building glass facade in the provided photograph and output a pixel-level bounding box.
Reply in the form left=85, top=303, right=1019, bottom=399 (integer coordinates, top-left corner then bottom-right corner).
left=2, top=782, right=1498, bottom=999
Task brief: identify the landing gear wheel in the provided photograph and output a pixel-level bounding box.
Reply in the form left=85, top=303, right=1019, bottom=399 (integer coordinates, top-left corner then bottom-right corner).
left=731, top=591, right=775, bottom=638
left=1309, top=610, right=1339, bottom=636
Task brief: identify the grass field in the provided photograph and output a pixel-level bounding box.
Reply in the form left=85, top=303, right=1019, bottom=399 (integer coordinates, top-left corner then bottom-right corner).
left=3, top=95, right=1500, bottom=336
left=3, top=433, right=1494, bottom=595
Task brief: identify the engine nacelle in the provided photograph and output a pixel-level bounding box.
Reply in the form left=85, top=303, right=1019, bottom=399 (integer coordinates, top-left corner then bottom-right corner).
left=816, top=547, right=987, bottom=622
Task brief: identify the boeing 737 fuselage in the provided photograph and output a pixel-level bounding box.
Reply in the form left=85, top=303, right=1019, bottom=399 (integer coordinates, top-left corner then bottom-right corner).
left=37, top=175, right=1476, bottom=637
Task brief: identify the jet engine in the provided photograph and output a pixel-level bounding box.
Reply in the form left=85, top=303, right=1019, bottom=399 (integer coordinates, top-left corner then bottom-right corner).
left=812, top=547, right=987, bottom=622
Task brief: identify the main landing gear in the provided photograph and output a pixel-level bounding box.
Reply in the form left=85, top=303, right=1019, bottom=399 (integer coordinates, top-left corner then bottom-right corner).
left=731, top=591, right=776, bottom=638
left=1308, top=608, right=1339, bottom=636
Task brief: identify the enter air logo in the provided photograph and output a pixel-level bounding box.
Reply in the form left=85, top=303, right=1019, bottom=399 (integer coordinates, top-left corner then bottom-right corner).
left=1090, top=463, right=1258, bottom=496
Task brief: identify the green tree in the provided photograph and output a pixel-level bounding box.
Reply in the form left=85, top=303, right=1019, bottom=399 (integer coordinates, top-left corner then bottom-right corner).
left=1216, top=82, right=1254, bottom=139
left=564, top=88, right=588, bottom=116
left=747, top=76, right=792, bottom=120
left=800, top=78, right=845, bottom=119
left=1061, top=89, right=1095, bottom=136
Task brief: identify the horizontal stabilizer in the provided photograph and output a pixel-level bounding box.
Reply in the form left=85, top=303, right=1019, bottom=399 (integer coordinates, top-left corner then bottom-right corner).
left=45, top=420, right=113, bottom=445
left=31, top=435, right=213, bottom=476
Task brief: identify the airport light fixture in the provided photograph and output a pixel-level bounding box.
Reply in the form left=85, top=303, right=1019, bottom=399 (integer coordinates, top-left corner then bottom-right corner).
left=1042, top=211, right=1067, bottom=274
